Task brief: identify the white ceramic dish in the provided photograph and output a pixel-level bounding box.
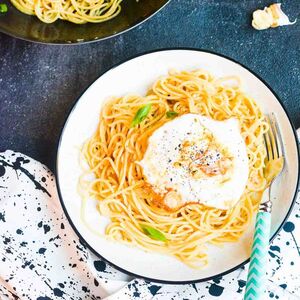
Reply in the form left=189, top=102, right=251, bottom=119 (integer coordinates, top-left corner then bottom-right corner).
left=56, top=49, right=299, bottom=284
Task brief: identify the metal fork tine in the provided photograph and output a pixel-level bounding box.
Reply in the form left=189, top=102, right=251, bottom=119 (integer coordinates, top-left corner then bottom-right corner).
left=271, top=112, right=284, bottom=158
left=269, top=114, right=279, bottom=159
left=268, top=115, right=278, bottom=159
left=264, top=113, right=284, bottom=162
left=265, top=115, right=275, bottom=160
left=263, top=131, right=270, bottom=161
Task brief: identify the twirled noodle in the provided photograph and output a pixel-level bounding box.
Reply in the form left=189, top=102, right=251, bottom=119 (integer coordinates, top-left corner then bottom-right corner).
left=79, top=69, right=269, bottom=268
left=11, top=0, right=122, bottom=24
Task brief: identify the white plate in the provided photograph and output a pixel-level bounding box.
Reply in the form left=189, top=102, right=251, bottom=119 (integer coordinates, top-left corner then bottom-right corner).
left=56, top=49, right=299, bottom=283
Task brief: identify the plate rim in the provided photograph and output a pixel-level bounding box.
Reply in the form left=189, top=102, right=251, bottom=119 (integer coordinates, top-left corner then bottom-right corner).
left=0, top=0, right=170, bottom=45
left=55, top=48, right=300, bottom=284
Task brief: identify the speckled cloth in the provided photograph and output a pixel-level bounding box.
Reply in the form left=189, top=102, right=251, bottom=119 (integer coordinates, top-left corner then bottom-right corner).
left=0, top=132, right=299, bottom=299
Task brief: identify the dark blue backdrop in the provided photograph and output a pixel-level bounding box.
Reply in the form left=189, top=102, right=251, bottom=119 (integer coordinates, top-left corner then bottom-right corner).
left=0, top=0, right=299, bottom=169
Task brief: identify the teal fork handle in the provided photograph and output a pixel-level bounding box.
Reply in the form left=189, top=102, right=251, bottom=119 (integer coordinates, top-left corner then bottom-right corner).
left=244, top=211, right=271, bottom=300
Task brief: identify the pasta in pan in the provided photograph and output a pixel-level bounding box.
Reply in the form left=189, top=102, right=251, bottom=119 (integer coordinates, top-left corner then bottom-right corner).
left=80, top=69, right=269, bottom=268
left=11, top=0, right=122, bottom=24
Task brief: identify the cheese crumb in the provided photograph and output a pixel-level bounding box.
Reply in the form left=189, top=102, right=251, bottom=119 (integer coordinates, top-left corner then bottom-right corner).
left=252, top=3, right=296, bottom=30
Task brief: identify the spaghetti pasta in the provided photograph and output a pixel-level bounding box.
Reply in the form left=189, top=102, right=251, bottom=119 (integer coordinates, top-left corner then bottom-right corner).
left=10, top=0, right=122, bottom=24
left=80, top=69, right=269, bottom=268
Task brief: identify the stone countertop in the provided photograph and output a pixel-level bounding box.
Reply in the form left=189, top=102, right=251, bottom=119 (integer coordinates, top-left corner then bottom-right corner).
left=0, top=0, right=299, bottom=169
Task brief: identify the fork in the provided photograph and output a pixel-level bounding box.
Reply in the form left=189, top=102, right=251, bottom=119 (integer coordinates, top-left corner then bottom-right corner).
left=244, top=113, right=284, bottom=300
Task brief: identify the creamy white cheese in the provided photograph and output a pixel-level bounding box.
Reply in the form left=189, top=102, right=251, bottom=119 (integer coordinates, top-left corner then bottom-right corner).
left=139, top=114, right=249, bottom=210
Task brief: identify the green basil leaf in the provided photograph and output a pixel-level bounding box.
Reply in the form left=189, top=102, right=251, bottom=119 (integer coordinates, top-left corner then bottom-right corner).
left=0, top=4, right=7, bottom=13
left=140, top=224, right=167, bottom=241
left=131, top=104, right=152, bottom=127
left=166, top=111, right=178, bottom=119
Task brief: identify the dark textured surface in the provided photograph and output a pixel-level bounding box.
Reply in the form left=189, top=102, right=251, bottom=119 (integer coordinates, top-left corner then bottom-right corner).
left=0, top=0, right=300, bottom=170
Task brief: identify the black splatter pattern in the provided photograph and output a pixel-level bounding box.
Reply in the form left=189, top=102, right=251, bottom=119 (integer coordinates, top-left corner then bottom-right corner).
left=0, top=155, right=51, bottom=197
left=208, top=283, right=224, bottom=296
left=0, top=151, right=129, bottom=300
left=0, top=211, right=6, bottom=222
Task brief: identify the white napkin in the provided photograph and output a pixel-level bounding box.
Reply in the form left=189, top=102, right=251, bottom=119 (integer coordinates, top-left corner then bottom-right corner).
left=0, top=129, right=299, bottom=299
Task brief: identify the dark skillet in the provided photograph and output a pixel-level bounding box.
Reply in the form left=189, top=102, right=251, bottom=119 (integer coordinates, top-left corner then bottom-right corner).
left=0, top=0, right=170, bottom=44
